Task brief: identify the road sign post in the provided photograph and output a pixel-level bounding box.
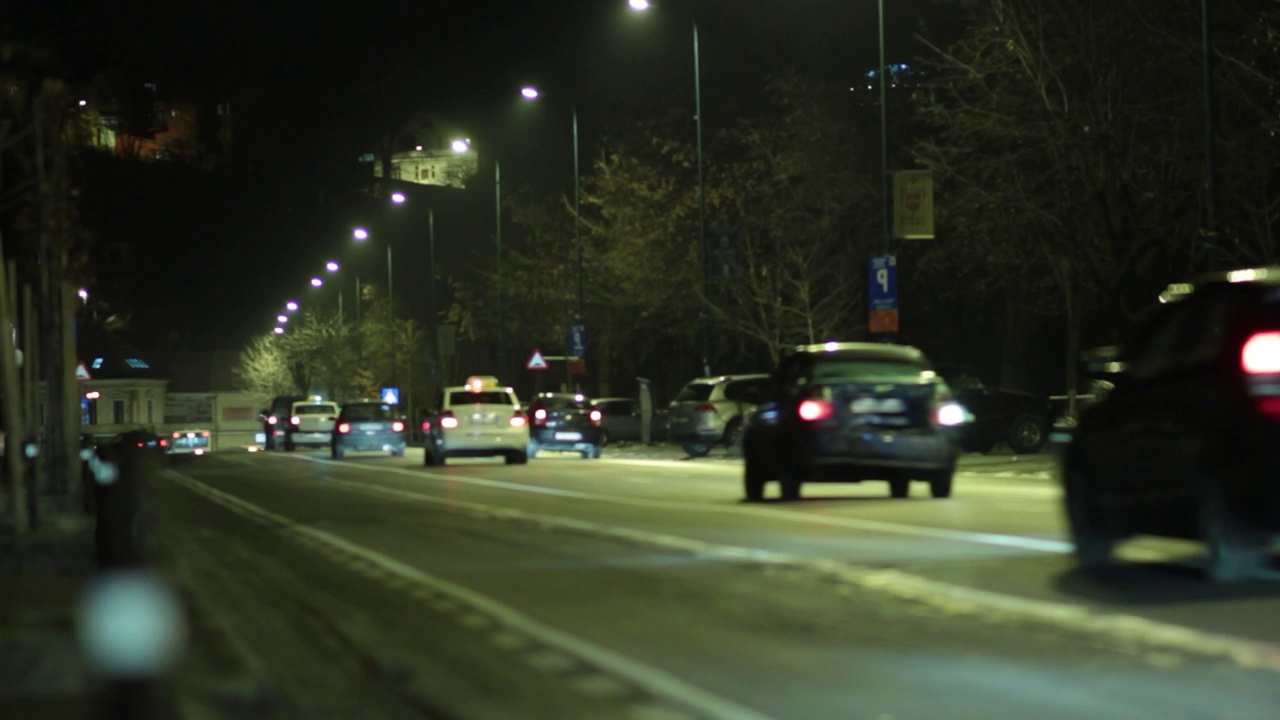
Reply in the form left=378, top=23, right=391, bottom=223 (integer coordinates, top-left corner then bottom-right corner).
left=526, top=349, right=549, bottom=371
left=380, top=387, right=400, bottom=404
left=868, top=255, right=899, bottom=334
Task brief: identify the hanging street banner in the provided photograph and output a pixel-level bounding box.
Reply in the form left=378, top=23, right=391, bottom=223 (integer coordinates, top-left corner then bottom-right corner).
left=893, top=170, right=935, bottom=240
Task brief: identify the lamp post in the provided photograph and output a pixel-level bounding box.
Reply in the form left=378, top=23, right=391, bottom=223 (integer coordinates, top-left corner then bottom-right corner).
left=519, top=86, right=582, bottom=324
left=450, top=138, right=504, bottom=376
left=388, top=191, right=440, bottom=386
left=628, top=0, right=710, bottom=376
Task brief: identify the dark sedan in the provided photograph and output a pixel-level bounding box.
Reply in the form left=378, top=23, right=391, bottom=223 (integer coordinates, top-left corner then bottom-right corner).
left=331, top=402, right=407, bottom=459
left=528, top=393, right=603, bottom=459
left=742, top=342, right=968, bottom=502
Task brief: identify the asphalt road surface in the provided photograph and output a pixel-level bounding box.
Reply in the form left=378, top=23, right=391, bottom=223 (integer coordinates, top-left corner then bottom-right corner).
left=135, top=447, right=1280, bottom=720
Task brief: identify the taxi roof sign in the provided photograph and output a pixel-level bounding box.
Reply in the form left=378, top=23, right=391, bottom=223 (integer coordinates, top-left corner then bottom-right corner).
left=466, top=376, right=501, bottom=393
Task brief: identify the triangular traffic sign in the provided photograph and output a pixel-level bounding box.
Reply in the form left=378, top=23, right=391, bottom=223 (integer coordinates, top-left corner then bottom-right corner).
left=75, top=361, right=92, bottom=380
left=526, top=349, right=549, bottom=370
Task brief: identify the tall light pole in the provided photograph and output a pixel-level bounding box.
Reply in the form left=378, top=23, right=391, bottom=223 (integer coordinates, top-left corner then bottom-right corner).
left=1200, top=0, right=1218, bottom=253
left=629, top=0, right=710, bottom=376
left=878, top=0, right=890, bottom=257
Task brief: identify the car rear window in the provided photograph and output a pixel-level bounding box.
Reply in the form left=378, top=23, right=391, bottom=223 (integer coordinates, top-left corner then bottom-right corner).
left=812, top=359, right=929, bottom=381
left=538, top=395, right=590, bottom=410
left=449, top=391, right=513, bottom=406
left=343, top=403, right=395, bottom=420
left=674, top=383, right=714, bottom=402
left=293, top=404, right=338, bottom=414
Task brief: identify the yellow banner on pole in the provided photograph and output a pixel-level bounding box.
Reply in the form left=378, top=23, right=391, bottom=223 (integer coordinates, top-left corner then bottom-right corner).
left=893, top=170, right=934, bottom=240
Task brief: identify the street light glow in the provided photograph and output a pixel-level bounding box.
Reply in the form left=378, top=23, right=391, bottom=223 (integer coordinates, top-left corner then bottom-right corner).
left=520, top=86, right=540, bottom=100
left=390, top=192, right=406, bottom=204
left=285, top=301, right=298, bottom=312
left=450, top=138, right=470, bottom=153
left=326, top=260, right=340, bottom=272
left=353, top=227, right=369, bottom=241
left=273, top=327, right=284, bottom=335
left=78, top=288, right=89, bottom=301
left=277, top=315, right=288, bottom=323
left=78, top=99, right=87, bottom=107
left=629, top=0, right=651, bottom=10
left=310, top=277, right=323, bottom=287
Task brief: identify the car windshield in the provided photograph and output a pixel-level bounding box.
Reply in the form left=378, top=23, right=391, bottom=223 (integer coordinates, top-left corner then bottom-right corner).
left=343, top=403, right=395, bottom=420
left=674, top=383, right=714, bottom=402
left=812, top=359, right=929, bottom=381
left=294, top=404, right=337, bottom=414
left=449, top=391, right=512, bottom=405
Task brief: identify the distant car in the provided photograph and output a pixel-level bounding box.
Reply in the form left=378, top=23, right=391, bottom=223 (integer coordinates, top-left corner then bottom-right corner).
left=332, top=401, right=406, bottom=459
left=261, top=394, right=307, bottom=450
left=935, top=366, right=1053, bottom=454
left=591, top=397, right=668, bottom=445
left=165, top=429, right=211, bottom=456
left=101, top=429, right=168, bottom=459
left=528, top=393, right=603, bottom=459
left=423, top=376, right=529, bottom=466
left=284, top=400, right=339, bottom=450
left=1062, top=268, right=1280, bottom=582
left=741, top=342, right=968, bottom=502
left=666, top=374, right=770, bottom=457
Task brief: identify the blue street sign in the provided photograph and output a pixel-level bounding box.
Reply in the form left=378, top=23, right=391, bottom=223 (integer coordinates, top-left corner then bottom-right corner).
left=569, top=324, right=586, bottom=359
left=868, top=256, right=898, bottom=311
left=380, top=387, right=401, bottom=404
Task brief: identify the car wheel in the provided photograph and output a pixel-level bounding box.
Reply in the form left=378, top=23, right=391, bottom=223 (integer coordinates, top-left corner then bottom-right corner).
left=588, top=445, right=601, bottom=459
left=264, top=432, right=275, bottom=451
left=779, top=455, right=804, bottom=501
left=332, top=446, right=345, bottom=460
left=723, top=419, right=745, bottom=455
left=1199, top=481, right=1267, bottom=583
left=284, top=438, right=296, bottom=452
left=391, top=445, right=405, bottom=458
left=1007, top=414, right=1048, bottom=454
left=505, top=450, right=528, bottom=465
left=682, top=443, right=713, bottom=458
left=743, top=450, right=766, bottom=502
left=889, top=478, right=910, bottom=498
left=599, top=428, right=610, bottom=447
left=1063, top=457, right=1118, bottom=570
left=928, top=470, right=954, bottom=499
left=527, top=441, right=540, bottom=459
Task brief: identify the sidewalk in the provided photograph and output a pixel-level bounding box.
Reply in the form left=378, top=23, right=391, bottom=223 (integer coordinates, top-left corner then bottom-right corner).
left=0, top=514, right=97, bottom=720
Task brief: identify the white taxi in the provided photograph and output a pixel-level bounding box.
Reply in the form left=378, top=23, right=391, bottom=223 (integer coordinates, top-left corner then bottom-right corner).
left=423, top=376, right=529, bottom=465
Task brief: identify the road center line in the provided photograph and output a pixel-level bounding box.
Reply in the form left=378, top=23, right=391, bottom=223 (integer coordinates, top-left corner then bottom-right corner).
left=163, top=469, right=778, bottom=720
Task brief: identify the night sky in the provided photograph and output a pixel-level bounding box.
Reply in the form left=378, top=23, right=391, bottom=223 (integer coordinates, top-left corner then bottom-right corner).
left=5, top=0, right=957, bottom=350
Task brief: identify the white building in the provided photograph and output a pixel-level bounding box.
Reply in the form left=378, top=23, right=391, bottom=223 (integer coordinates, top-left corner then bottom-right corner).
left=373, top=147, right=479, bottom=189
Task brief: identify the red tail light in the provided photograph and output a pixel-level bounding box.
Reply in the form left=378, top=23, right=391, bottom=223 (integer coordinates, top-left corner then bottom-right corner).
left=136, top=441, right=144, bottom=447
left=588, top=409, right=603, bottom=426
left=172, top=431, right=180, bottom=438
left=290, top=415, right=300, bottom=425
left=1242, top=331, right=1280, bottom=374
left=694, top=404, right=716, bottom=414
left=391, top=420, right=405, bottom=433
left=533, top=407, right=548, bottom=425
left=337, top=422, right=351, bottom=434
left=201, top=431, right=210, bottom=437
left=267, top=415, right=278, bottom=425
left=159, top=438, right=168, bottom=447
left=421, top=420, right=431, bottom=432
left=798, top=399, right=835, bottom=421
left=440, top=411, right=459, bottom=429
left=509, top=413, right=527, bottom=428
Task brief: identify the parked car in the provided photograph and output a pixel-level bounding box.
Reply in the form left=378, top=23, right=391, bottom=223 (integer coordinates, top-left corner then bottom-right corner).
left=528, top=393, right=603, bottom=459
left=935, top=366, right=1053, bottom=454
left=260, top=394, right=307, bottom=450
left=666, top=374, right=770, bottom=457
left=332, top=401, right=406, bottom=459
left=590, top=397, right=667, bottom=445
left=283, top=399, right=340, bottom=451
left=1062, top=267, right=1280, bottom=582
left=741, top=342, right=968, bottom=501
left=165, top=429, right=211, bottom=456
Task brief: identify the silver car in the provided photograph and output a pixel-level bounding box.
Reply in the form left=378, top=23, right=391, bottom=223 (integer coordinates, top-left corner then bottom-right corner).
left=665, top=374, right=770, bottom=457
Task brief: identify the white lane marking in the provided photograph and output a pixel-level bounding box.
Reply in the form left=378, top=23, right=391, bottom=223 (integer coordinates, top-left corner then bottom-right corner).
left=181, top=467, right=1280, bottom=672
left=297, top=455, right=1073, bottom=554
left=165, top=470, right=779, bottom=720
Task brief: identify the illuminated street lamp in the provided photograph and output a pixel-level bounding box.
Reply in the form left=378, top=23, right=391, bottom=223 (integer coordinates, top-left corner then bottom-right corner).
left=285, top=301, right=298, bottom=312
left=520, top=86, right=539, bottom=100
left=326, top=260, right=340, bottom=272
left=390, top=191, right=406, bottom=205
left=452, top=137, right=505, bottom=374
left=78, top=288, right=89, bottom=301
left=353, top=227, right=369, bottom=241
left=277, top=314, right=288, bottom=323
left=628, top=0, right=709, bottom=375
left=273, top=327, right=284, bottom=335
left=310, top=277, right=323, bottom=288
left=450, top=138, right=470, bottom=154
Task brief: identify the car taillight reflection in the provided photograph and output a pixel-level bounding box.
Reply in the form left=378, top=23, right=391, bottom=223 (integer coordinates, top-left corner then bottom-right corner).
left=440, top=412, right=459, bottom=429
left=533, top=407, right=548, bottom=425
left=290, top=415, right=300, bottom=425
left=588, top=409, right=602, bottom=426
left=391, top=420, right=405, bottom=433
left=797, top=399, right=834, bottom=421
left=267, top=415, right=278, bottom=425
left=337, top=422, right=351, bottom=434
left=421, top=420, right=431, bottom=432
left=509, top=413, right=527, bottom=428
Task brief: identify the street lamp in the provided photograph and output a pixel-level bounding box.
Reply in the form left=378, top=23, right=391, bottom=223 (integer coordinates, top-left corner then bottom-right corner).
left=273, top=327, right=284, bottom=335
left=628, top=0, right=710, bottom=376
left=520, top=85, right=584, bottom=333
left=353, top=227, right=369, bottom=241
left=285, top=301, right=298, bottom=312
left=390, top=191, right=406, bottom=205
left=310, top=277, right=323, bottom=288
left=386, top=193, right=441, bottom=387
left=451, top=137, right=504, bottom=375
left=78, top=288, right=88, bottom=301
left=277, top=314, right=288, bottom=323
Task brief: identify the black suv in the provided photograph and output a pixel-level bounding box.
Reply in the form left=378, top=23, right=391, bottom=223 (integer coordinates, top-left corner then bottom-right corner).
left=261, top=394, right=306, bottom=450
left=331, top=401, right=407, bottom=459
left=528, top=393, right=603, bottom=459
left=1063, top=268, right=1280, bottom=582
